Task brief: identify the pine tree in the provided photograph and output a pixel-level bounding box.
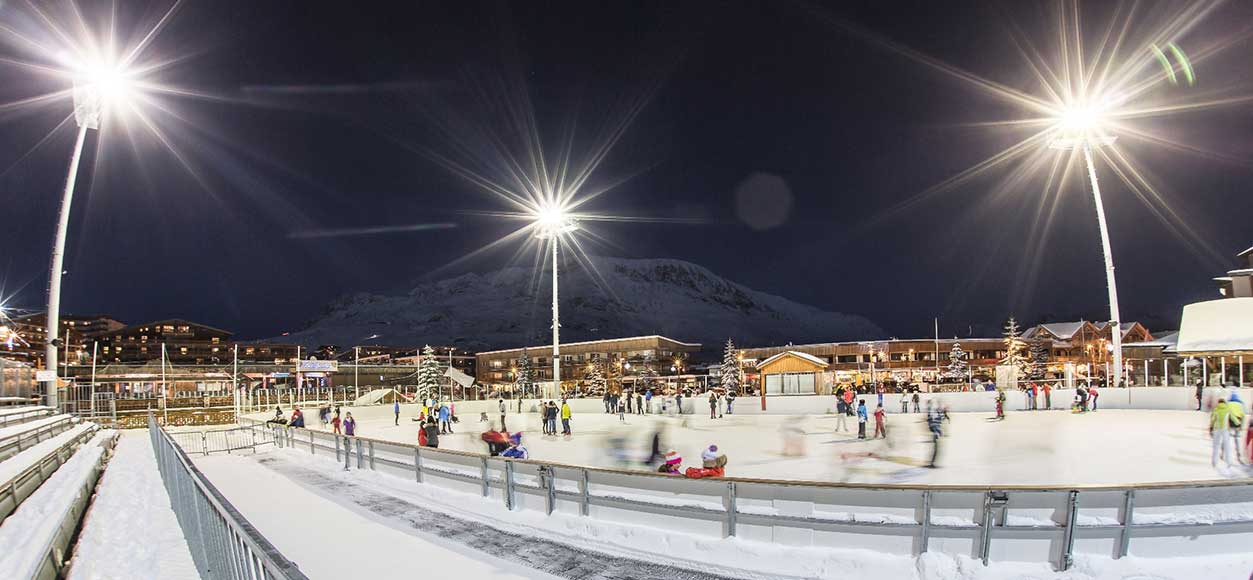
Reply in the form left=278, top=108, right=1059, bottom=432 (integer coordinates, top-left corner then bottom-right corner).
left=636, top=352, right=659, bottom=391
left=1028, top=339, right=1050, bottom=380
left=1001, top=317, right=1029, bottom=377
left=416, top=345, right=443, bottom=399
left=586, top=358, right=607, bottom=393
left=944, top=342, right=968, bottom=380
left=720, top=339, right=741, bottom=394
left=515, top=349, right=534, bottom=397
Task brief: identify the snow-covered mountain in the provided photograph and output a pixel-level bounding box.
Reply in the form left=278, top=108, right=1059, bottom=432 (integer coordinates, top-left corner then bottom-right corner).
left=280, top=257, right=882, bottom=351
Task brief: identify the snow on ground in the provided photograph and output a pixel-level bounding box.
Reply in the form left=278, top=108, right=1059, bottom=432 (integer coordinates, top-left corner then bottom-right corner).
left=69, top=431, right=199, bottom=580
left=0, top=422, right=94, bottom=484
left=193, top=452, right=566, bottom=580
left=271, top=405, right=1250, bottom=485
left=197, top=446, right=1253, bottom=580
left=0, top=430, right=112, bottom=579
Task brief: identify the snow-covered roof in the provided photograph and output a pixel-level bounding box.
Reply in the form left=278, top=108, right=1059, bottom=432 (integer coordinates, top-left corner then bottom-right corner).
left=1227, top=268, right=1253, bottom=276
left=1238, top=245, right=1253, bottom=258
left=1176, top=298, right=1253, bottom=353
left=1126, top=331, right=1178, bottom=348
left=1029, top=322, right=1089, bottom=340
left=476, top=335, right=701, bottom=356
left=755, top=350, right=828, bottom=370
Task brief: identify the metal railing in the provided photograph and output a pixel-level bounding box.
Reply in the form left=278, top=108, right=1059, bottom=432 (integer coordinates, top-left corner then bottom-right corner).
left=0, top=423, right=99, bottom=522
left=0, top=415, right=75, bottom=462
left=149, top=414, right=308, bottom=580
left=0, top=406, right=51, bottom=428
left=241, top=418, right=1253, bottom=571
left=167, top=425, right=275, bottom=456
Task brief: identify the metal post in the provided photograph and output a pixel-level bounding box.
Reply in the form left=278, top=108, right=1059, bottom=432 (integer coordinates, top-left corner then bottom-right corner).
left=1118, top=489, right=1135, bottom=558
left=414, top=447, right=422, bottom=483
left=90, top=341, right=97, bottom=418
left=920, top=490, right=932, bottom=554
left=354, top=347, right=359, bottom=391
left=551, top=241, right=561, bottom=399
left=368, top=440, right=375, bottom=470
left=201, top=431, right=208, bottom=456
left=539, top=466, right=555, bottom=515
left=1081, top=145, right=1124, bottom=388
left=343, top=437, right=350, bottom=470
left=579, top=468, right=590, bottom=516
left=43, top=124, right=91, bottom=411
left=725, top=481, right=737, bottom=537
left=335, top=435, right=341, bottom=462
left=979, top=492, right=995, bottom=565
left=504, top=461, right=516, bottom=510
left=355, top=438, right=363, bottom=469
left=480, top=456, right=490, bottom=497
left=310, top=430, right=314, bottom=455
left=1061, top=490, right=1080, bottom=570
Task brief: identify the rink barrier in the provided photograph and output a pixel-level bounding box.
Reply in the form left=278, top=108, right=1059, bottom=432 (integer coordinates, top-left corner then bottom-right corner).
left=149, top=415, right=308, bottom=580
left=239, top=418, right=1253, bottom=573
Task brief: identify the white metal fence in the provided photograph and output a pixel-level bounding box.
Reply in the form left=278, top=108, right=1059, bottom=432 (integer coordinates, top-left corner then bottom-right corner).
left=148, top=415, right=307, bottom=580
left=239, top=418, right=1253, bottom=571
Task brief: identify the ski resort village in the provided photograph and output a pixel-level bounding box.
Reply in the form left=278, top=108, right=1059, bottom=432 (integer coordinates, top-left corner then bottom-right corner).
left=3, top=1, right=1253, bottom=579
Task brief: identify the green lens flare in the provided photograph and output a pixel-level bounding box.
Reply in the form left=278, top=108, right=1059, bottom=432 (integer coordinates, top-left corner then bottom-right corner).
left=1151, top=44, right=1178, bottom=85
left=1167, top=43, right=1195, bottom=86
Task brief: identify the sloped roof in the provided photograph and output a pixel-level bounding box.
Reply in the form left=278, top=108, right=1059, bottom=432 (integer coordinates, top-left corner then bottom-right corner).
left=1127, top=331, right=1178, bottom=348
left=756, top=350, right=828, bottom=370
left=1238, top=245, right=1253, bottom=258
left=1028, top=322, right=1090, bottom=340
left=1177, top=298, right=1253, bottom=353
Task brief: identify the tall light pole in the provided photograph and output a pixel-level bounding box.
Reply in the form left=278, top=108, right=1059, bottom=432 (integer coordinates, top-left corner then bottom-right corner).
left=43, top=66, right=124, bottom=408
left=1051, top=106, right=1123, bottom=387
left=533, top=206, right=578, bottom=399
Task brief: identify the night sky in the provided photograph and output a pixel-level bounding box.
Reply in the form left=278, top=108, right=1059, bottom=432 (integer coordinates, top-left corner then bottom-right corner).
left=2, top=1, right=1251, bottom=342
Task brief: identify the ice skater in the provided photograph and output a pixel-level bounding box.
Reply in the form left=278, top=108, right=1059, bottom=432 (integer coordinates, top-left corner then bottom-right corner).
left=725, top=390, right=736, bottom=415
left=498, top=398, right=508, bottom=432
left=501, top=432, right=528, bottom=459
left=560, top=400, right=573, bottom=435
left=1210, top=397, right=1238, bottom=469
left=439, top=402, right=452, bottom=434
left=394, top=399, right=400, bottom=426
left=912, top=391, right=921, bottom=413
left=993, top=389, right=1006, bottom=420
left=343, top=412, right=356, bottom=437
left=857, top=399, right=868, bottom=439
left=900, top=395, right=909, bottom=414
left=873, top=404, right=887, bottom=438
left=925, top=400, right=949, bottom=468
left=835, top=398, right=850, bottom=433
left=709, top=392, right=719, bottom=419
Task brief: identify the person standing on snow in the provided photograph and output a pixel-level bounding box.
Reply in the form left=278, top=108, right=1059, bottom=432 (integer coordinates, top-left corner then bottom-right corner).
left=343, top=412, right=356, bottom=437
left=709, top=392, right=719, bottom=419
left=900, top=394, right=909, bottom=414
left=331, top=412, right=342, bottom=435
left=394, top=399, right=401, bottom=426
left=856, top=399, right=869, bottom=439
left=835, top=398, right=849, bottom=433
left=1210, top=398, right=1237, bottom=468
left=726, top=390, right=736, bottom=415
left=1089, top=386, right=1100, bottom=411
left=560, top=400, right=573, bottom=435
left=1042, top=383, right=1052, bottom=410
left=912, top=391, right=921, bottom=413
left=1196, top=380, right=1205, bottom=411
left=873, top=403, right=887, bottom=438
left=498, top=398, right=508, bottom=432
left=422, top=418, right=440, bottom=448
left=1227, top=392, right=1247, bottom=465
left=994, top=389, right=1006, bottom=420
left=636, top=392, right=644, bottom=415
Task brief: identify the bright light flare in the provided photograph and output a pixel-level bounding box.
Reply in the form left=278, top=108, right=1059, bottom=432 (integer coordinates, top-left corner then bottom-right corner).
left=533, top=202, right=579, bottom=238
left=1058, top=104, right=1101, bottom=132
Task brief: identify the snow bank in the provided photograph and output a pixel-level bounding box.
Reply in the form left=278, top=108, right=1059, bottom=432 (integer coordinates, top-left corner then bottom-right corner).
left=69, top=432, right=200, bottom=580
left=0, top=430, right=112, bottom=579
left=0, top=423, right=95, bottom=485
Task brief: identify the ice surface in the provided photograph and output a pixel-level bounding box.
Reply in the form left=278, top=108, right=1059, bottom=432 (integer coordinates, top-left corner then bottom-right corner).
left=68, top=431, right=199, bottom=580
left=276, top=405, right=1248, bottom=486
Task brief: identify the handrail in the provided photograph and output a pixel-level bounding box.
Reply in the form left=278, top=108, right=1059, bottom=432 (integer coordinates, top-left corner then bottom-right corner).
left=237, top=417, right=1253, bottom=492
left=243, top=417, right=1253, bottom=572
left=150, top=414, right=309, bottom=580
left=0, top=423, right=99, bottom=522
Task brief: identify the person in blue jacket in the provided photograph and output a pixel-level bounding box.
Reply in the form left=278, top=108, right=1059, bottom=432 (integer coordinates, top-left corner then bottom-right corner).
left=439, top=402, right=452, bottom=434
left=394, top=399, right=401, bottom=426
left=856, top=400, right=868, bottom=439
left=501, top=432, right=529, bottom=459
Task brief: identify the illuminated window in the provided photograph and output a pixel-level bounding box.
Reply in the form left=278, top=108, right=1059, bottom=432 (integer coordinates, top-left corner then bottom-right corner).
left=211, top=337, right=220, bottom=344
left=180, top=347, right=188, bottom=355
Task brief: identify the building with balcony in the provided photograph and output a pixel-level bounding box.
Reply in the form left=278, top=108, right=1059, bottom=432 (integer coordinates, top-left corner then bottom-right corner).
left=475, top=335, right=702, bottom=391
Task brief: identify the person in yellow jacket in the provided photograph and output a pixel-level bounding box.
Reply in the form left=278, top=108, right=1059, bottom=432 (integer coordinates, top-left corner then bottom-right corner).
left=1210, top=398, right=1239, bottom=468
left=560, top=399, right=573, bottom=435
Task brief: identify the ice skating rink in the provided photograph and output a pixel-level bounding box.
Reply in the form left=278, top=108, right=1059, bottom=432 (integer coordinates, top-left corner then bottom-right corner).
left=270, top=404, right=1250, bottom=486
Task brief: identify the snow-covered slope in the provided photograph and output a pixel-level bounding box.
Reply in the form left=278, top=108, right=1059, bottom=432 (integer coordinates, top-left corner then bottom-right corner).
left=282, top=257, right=882, bottom=350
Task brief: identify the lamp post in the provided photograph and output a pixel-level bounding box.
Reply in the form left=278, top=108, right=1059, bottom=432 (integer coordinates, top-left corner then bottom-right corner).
left=534, top=206, right=578, bottom=399
left=43, top=63, right=133, bottom=408
left=1051, top=107, right=1124, bottom=387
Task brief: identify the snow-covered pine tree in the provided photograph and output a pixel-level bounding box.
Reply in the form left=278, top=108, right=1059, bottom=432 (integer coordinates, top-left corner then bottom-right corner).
left=515, top=349, right=534, bottom=397
left=944, top=342, right=968, bottom=380
left=416, top=344, right=443, bottom=398
left=1028, top=339, right=1050, bottom=380
left=586, top=358, right=607, bottom=393
left=1001, top=317, right=1029, bottom=377
left=720, top=339, right=741, bottom=394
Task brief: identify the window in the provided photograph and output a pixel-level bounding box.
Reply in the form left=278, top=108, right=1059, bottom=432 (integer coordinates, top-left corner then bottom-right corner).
left=491, top=360, right=504, bottom=368
left=836, top=355, right=858, bottom=363
left=141, top=335, right=148, bottom=342
left=211, top=337, right=220, bottom=344
left=764, top=372, right=816, bottom=395
left=212, top=347, right=219, bottom=353
left=180, top=347, right=188, bottom=355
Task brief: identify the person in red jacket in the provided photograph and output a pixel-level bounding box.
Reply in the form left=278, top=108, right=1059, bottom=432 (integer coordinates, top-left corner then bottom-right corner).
left=873, top=404, right=887, bottom=438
